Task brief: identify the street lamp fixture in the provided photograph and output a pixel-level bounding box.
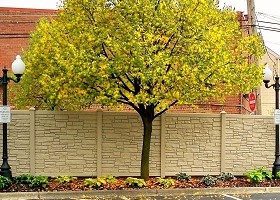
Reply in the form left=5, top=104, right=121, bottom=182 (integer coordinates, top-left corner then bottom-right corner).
left=0, top=55, right=25, bottom=179
left=263, top=64, right=280, bottom=177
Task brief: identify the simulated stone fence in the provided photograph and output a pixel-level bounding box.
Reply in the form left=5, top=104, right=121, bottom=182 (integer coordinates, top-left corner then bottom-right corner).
left=2, top=109, right=275, bottom=177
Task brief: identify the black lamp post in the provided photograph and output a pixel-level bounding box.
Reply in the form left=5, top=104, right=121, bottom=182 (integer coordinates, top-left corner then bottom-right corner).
left=0, top=55, right=25, bottom=179
left=263, top=65, right=280, bottom=177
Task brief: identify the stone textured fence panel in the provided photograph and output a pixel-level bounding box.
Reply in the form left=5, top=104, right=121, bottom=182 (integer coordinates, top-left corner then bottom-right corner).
left=34, top=111, right=97, bottom=176
left=0, top=110, right=275, bottom=177
left=101, top=112, right=160, bottom=176
left=165, top=114, right=222, bottom=175
left=9, top=111, right=30, bottom=175
left=224, top=115, right=274, bottom=174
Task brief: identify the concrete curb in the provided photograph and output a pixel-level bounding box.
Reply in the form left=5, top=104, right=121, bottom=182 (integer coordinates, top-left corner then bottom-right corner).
left=1, top=187, right=280, bottom=199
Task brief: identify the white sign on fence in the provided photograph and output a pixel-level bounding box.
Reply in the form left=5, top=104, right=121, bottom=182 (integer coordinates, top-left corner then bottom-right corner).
left=0, top=106, right=11, bottom=123
left=275, top=109, right=280, bottom=124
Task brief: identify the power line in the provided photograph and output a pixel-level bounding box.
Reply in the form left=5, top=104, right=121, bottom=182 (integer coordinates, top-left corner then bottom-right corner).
left=258, top=26, right=280, bottom=33
left=257, top=12, right=280, bottom=24
left=242, top=24, right=280, bottom=33
left=255, top=13, right=278, bottom=74
left=257, top=20, right=280, bottom=26
left=257, top=12, right=280, bottom=20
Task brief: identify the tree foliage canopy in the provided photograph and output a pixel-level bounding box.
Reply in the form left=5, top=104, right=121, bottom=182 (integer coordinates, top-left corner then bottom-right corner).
left=11, top=0, right=265, bottom=180
left=13, top=0, right=264, bottom=112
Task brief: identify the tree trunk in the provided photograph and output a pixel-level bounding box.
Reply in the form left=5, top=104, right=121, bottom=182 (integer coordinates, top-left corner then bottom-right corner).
left=140, top=114, right=153, bottom=181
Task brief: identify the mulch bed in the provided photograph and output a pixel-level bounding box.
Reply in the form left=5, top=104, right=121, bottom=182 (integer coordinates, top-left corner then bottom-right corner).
left=3, top=177, right=280, bottom=192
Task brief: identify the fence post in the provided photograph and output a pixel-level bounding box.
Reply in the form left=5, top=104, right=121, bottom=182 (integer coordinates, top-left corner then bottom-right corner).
left=220, top=111, right=226, bottom=173
left=96, top=109, right=103, bottom=177
left=160, top=113, right=166, bottom=178
left=29, top=107, right=36, bottom=175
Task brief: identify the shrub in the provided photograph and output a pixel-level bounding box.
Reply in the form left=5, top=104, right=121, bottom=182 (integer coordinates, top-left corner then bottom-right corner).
left=29, top=175, right=49, bottom=189
left=262, top=169, right=273, bottom=180
left=157, top=178, right=175, bottom=188
left=201, top=175, right=217, bottom=187
left=14, top=174, right=34, bottom=184
left=217, top=172, right=235, bottom=181
left=84, top=178, right=106, bottom=188
left=245, top=167, right=272, bottom=183
left=103, top=175, right=117, bottom=184
left=176, top=172, right=191, bottom=182
left=245, top=170, right=263, bottom=183
left=125, top=177, right=146, bottom=188
left=14, top=174, right=48, bottom=189
left=55, top=176, right=77, bottom=184
left=276, top=171, right=280, bottom=179
left=84, top=175, right=117, bottom=188
left=0, top=175, right=11, bottom=190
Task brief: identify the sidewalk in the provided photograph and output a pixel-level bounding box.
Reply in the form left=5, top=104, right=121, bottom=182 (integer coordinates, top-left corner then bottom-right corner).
left=1, top=187, right=280, bottom=200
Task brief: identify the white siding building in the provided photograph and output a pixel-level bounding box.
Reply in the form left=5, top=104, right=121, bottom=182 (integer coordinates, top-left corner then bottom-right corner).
left=260, top=48, right=280, bottom=115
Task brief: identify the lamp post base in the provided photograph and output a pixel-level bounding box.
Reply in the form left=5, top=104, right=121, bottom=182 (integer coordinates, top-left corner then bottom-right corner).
left=273, top=158, right=280, bottom=178
left=0, top=169, right=12, bottom=180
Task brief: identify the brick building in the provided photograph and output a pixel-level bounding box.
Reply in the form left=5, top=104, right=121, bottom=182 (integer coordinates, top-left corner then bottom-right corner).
left=0, top=8, right=255, bottom=114
left=0, top=7, right=56, bottom=67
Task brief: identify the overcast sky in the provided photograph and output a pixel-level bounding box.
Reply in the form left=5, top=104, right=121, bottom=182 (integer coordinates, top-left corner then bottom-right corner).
left=221, top=1, right=280, bottom=56
left=0, top=0, right=250, bottom=11
left=0, top=0, right=61, bottom=9
left=0, top=0, right=280, bottom=55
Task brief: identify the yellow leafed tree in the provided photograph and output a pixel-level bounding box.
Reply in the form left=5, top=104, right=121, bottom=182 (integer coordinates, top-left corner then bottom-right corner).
left=12, top=0, right=264, bottom=180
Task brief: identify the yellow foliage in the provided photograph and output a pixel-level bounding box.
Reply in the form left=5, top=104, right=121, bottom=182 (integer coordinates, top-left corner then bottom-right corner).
left=11, top=0, right=265, bottom=112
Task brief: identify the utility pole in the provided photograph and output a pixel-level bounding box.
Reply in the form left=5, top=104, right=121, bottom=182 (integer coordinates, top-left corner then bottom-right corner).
left=247, top=0, right=261, bottom=114
left=247, top=0, right=257, bottom=35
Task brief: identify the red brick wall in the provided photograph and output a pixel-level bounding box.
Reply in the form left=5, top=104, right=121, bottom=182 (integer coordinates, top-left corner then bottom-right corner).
left=0, top=8, right=250, bottom=114
left=169, top=96, right=245, bottom=114
left=0, top=7, right=56, bottom=68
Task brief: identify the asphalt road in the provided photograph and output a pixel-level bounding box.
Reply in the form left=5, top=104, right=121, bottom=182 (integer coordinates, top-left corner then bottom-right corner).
left=99, top=193, right=280, bottom=199
left=147, top=193, right=280, bottom=199
left=3, top=188, right=280, bottom=200
left=24, top=193, right=280, bottom=200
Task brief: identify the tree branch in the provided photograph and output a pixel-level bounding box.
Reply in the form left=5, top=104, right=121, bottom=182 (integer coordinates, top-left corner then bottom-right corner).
left=124, top=72, right=134, bottom=86
left=116, top=75, right=135, bottom=94
left=166, top=64, right=172, bottom=73
left=169, top=38, right=179, bottom=56
left=133, top=78, right=141, bottom=95
left=154, top=100, right=178, bottom=119
left=81, top=3, right=95, bottom=25
left=102, top=43, right=114, bottom=59
left=163, top=33, right=175, bottom=50
left=153, top=101, right=160, bottom=109
left=117, top=89, right=142, bottom=113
